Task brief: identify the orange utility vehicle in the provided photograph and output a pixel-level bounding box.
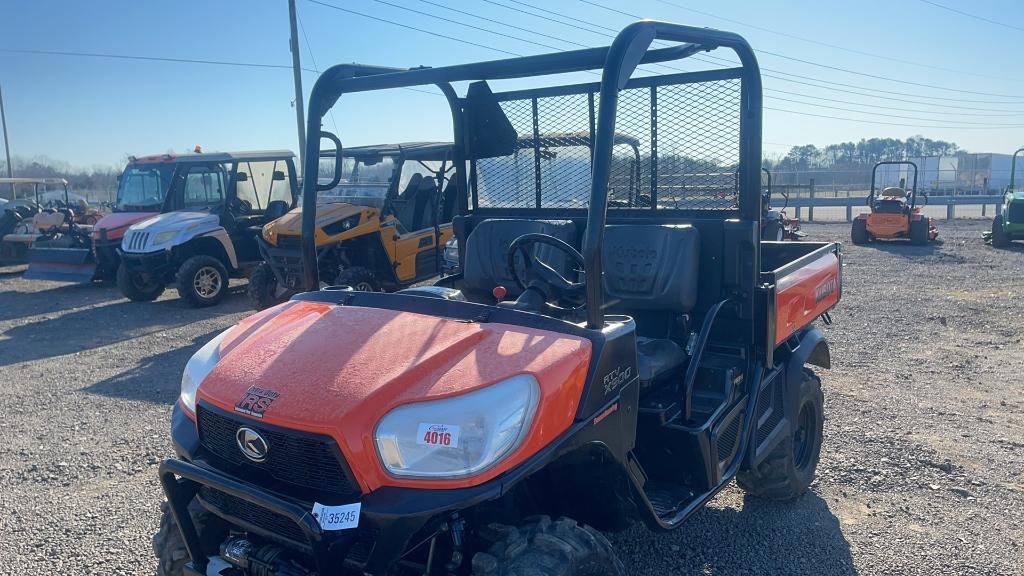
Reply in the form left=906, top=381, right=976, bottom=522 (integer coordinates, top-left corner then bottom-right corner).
left=155, top=21, right=842, bottom=576
left=852, top=160, right=937, bottom=245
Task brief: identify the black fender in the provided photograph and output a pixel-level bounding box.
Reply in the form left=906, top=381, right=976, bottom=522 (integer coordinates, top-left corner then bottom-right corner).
left=782, top=326, right=829, bottom=416
left=747, top=327, right=829, bottom=467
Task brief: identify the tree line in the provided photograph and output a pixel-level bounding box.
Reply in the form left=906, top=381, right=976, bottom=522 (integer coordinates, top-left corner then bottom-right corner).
left=1, top=155, right=121, bottom=195
left=767, top=136, right=959, bottom=171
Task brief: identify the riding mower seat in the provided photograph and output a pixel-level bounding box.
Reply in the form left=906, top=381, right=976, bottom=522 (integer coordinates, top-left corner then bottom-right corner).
left=602, top=224, right=701, bottom=390
left=461, top=218, right=577, bottom=302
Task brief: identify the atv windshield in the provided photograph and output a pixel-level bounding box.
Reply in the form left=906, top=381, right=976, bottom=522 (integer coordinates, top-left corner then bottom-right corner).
left=116, top=165, right=174, bottom=212
left=316, top=155, right=396, bottom=208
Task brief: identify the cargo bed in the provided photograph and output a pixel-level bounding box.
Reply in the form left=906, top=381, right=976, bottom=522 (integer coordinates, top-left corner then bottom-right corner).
left=760, top=241, right=842, bottom=347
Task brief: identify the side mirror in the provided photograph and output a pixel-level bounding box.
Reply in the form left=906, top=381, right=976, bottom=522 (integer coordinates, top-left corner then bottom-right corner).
left=273, top=170, right=286, bottom=181
left=236, top=172, right=249, bottom=182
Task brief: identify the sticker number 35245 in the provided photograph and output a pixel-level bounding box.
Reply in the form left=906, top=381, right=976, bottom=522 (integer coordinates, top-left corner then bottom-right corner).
left=416, top=423, right=461, bottom=448
left=311, top=502, right=360, bottom=531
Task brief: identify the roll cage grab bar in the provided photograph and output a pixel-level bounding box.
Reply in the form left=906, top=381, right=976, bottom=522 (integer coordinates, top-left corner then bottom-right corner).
left=870, top=160, right=920, bottom=209
left=300, top=21, right=764, bottom=329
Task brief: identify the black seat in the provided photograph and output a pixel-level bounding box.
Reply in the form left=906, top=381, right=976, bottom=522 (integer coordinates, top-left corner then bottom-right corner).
left=393, top=176, right=436, bottom=232
left=264, top=199, right=289, bottom=223
left=461, top=218, right=577, bottom=302
left=602, top=224, right=701, bottom=389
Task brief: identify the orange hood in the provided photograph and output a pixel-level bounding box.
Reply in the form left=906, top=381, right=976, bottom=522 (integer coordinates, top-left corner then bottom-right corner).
left=196, top=300, right=592, bottom=491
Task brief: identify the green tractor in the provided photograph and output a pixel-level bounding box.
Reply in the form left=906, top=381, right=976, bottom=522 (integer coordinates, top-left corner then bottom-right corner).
left=986, top=147, right=1024, bottom=247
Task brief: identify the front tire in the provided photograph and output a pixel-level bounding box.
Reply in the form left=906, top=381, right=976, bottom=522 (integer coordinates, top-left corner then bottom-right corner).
left=176, top=255, right=229, bottom=307
left=737, top=368, right=824, bottom=500
left=762, top=220, right=784, bottom=242
left=247, top=262, right=288, bottom=310
left=153, top=500, right=225, bottom=576
left=116, top=262, right=165, bottom=302
left=472, top=516, right=625, bottom=576
left=991, top=215, right=1011, bottom=247
left=333, top=266, right=379, bottom=292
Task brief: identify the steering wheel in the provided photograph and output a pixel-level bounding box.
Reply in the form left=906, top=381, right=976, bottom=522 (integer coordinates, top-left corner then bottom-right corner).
left=506, top=233, right=586, bottom=312
left=231, top=198, right=252, bottom=215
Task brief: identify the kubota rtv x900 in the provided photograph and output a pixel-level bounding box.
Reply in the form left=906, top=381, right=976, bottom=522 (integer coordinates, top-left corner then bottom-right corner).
left=156, top=21, right=842, bottom=576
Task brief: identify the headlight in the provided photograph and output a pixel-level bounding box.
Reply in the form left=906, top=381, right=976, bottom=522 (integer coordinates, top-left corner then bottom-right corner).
left=374, top=374, right=540, bottom=479
left=153, top=230, right=177, bottom=245
left=180, top=329, right=231, bottom=413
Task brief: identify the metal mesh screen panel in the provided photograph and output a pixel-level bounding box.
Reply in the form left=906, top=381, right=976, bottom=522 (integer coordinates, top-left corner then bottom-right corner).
left=472, top=72, right=743, bottom=211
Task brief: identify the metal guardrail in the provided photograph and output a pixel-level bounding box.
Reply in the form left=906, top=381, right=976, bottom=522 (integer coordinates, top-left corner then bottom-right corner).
left=785, top=195, right=1003, bottom=222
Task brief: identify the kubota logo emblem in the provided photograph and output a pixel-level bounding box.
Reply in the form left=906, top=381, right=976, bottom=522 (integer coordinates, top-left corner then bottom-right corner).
left=236, top=427, right=269, bottom=463
left=814, top=277, right=837, bottom=304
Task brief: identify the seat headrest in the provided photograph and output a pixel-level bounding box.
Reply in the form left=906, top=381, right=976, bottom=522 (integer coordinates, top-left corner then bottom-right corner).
left=880, top=187, right=907, bottom=198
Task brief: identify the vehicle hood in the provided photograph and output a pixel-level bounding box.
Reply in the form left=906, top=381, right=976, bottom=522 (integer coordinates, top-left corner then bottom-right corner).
left=131, top=211, right=218, bottom=233
left=265, top=203, right=368, bottom=237
left=93, top=212, right=157, bottom=240
left=196, top=300, right=592, bottom=491
left=1010, top=191, right=1024, bottom=202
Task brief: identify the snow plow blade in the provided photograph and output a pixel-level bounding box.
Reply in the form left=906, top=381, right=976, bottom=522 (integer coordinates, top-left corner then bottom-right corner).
left=24, top=247, right=97, bottom=283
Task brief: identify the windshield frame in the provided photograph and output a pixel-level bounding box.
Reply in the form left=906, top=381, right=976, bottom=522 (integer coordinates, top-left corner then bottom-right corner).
left=115, top=163, right=175, bottom=212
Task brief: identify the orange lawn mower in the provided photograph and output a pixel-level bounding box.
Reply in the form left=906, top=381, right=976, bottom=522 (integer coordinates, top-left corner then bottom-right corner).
left=851, top=160, right=937, bottom=245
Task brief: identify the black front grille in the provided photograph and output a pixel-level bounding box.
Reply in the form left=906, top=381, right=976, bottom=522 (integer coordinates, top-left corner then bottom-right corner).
left=275, top=234, right=301, bottom=250
left=198, top=485, right=306, bottom=544
left=196, top=405, right=360, bottom=497
left=1008, top=202, right=1024, bottom=224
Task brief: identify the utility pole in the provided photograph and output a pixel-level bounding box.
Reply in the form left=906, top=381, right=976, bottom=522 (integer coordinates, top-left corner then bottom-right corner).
left=0, top=84, right=14, bottom=199
left=288, top=0, right=306, bottom=171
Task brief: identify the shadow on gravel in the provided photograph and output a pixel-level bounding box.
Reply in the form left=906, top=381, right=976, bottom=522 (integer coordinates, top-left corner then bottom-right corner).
left=0, top=291, right=249, bottom=367
left=616, top=492, right=857, bottom=575
left=857, top=241, right=939, bottom=257
left=0, top=282, right=120, bottom=322
left=83, top=328, right=224, bottom=404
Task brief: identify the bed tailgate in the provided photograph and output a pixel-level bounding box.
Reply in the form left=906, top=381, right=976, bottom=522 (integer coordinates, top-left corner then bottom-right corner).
left=767, top=242, right=842, bottom=346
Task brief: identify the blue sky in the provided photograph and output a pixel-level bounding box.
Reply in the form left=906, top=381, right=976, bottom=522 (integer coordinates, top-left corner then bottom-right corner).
left=2, top=0, right=1024, bottom=169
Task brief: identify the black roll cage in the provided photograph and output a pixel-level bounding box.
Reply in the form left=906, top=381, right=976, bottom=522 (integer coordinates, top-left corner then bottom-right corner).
left=1009, top=147, right=1024, bottom=193
left=870, top=160, right=921, bottom=209
left=300, top=21, right=763, bottom=329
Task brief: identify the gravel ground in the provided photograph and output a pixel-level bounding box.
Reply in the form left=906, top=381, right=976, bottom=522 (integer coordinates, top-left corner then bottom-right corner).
left=1, top=220, right=1022, bottom=575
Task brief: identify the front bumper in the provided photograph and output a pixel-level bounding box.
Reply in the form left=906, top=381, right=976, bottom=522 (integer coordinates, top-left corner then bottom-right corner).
left=166, top=405, right=504, bottom=575
left=119, top=249, right=176, bottom=280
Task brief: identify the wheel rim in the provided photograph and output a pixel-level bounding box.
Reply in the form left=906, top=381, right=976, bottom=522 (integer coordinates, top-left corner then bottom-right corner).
left=352, top=281, right=375, bottom=292
left=193, top=266, right=222, bottom=298
left=793, top=401, right=816, bottom=470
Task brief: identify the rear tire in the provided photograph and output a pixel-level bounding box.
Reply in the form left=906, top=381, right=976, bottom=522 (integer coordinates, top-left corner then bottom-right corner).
left=247, top=262, right=288, bottom=310
left=176, top=255, right=229, bottom=307
left=472, top=516, right=625, bottom=576
left=153, top=500, right=225, bottom=576
left=910, top=217, right=930, bottom=245
left=116, top=262, right=164, bottom=302
left=851, top=218, right=869, bottom=245
left=334, top=266, right=379, bottom=292
left=991, top=215, right=1011, bottom=248
left=737, top=368, right=824, bottom=500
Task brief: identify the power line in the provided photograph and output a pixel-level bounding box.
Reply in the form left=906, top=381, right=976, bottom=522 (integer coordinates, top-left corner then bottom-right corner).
left=917, top=0, right=1024, bottom=33
left=652, top=0, right=1018, bottom=82
left=296, top=14, right=340, bottom=136
left=0, top=47, right=297, bottom=70
left=395, top=0, right=1024, bottom=120
left=578, top=0, right=1024, bottom=100
left=308, top=0, right=1024, bottom=128
left=305, top=0, right=522, bottom=57
left=765, top=107, right=1024, bottom=129
left=497, top=0, right=1024, bottom=109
